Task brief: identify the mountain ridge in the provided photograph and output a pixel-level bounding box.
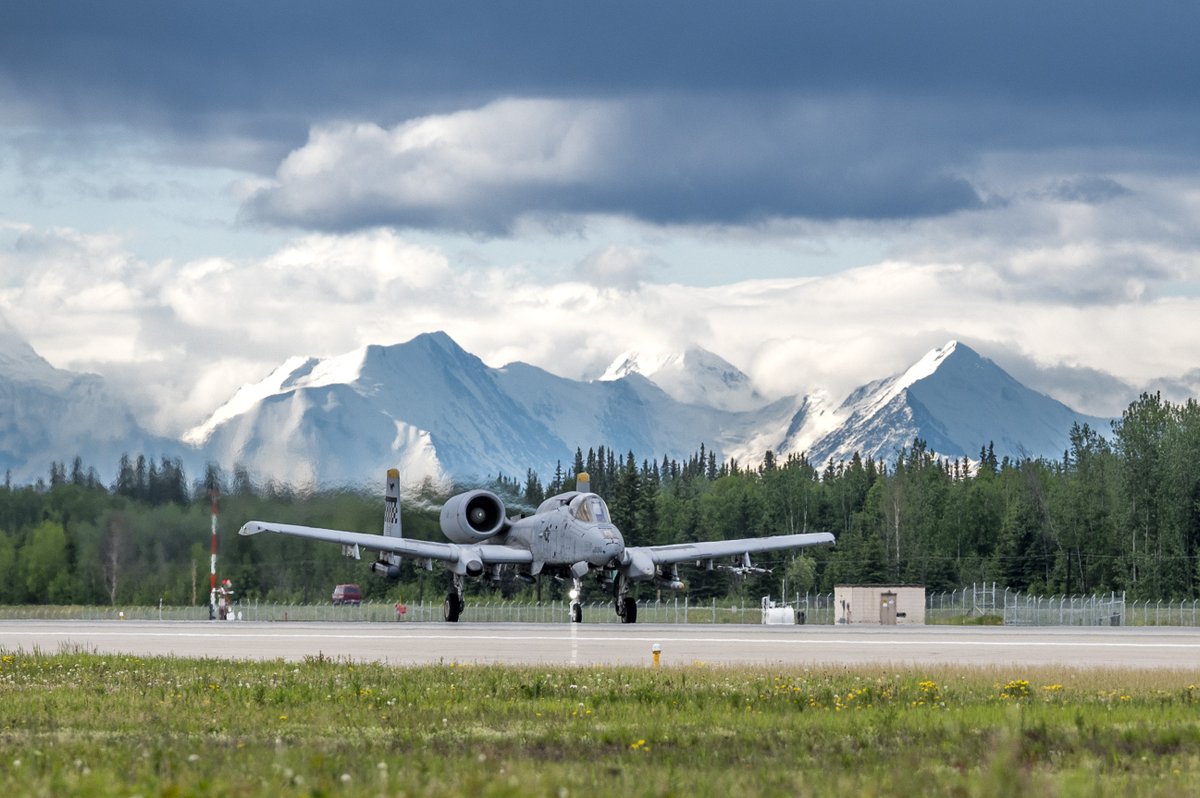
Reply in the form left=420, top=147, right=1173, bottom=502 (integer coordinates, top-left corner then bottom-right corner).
left=1, top=327, right=1117, bottom=487
left=185, top=332, right=1113, bottom=486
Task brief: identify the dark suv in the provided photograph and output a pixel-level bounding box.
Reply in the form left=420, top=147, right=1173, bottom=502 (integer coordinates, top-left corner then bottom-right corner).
left=331, top=584, right=362, bottom=606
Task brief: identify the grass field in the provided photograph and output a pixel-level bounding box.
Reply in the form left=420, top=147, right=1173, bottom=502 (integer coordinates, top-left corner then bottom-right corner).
left=2, top=650, right=1199, bottom=796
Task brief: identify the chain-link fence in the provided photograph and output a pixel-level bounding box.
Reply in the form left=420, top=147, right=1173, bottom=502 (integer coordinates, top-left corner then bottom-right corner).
left=923, top=584, right=1200, bottom=626
left=4, top=586, right=1200, bottom=626
left=1123, top=599, right=1200, bottom=627
left=925, top=583, right=1130, bottom=626
left=0, top=597, right=768, bottom=625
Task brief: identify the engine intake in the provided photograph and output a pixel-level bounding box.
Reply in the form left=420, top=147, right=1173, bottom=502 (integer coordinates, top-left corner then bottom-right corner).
left=440, top=490, right=507, bottom=543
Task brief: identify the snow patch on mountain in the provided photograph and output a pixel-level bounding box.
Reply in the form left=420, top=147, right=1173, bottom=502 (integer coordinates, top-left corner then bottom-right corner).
left=185, top=355, right=318, bottom=445
left=600, top=346, right=767, bottom=412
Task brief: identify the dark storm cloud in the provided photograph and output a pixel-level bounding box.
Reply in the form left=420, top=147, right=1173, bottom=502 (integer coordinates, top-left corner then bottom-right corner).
left=7, top=1, right=1198, bottom=118
left=4, top=1, right=1200, bottom=229
left=239, top=97, right=987, bottom=233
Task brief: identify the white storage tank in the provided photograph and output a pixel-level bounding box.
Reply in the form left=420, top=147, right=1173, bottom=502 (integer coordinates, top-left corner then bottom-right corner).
left=761, top=596, right=796, bottom=624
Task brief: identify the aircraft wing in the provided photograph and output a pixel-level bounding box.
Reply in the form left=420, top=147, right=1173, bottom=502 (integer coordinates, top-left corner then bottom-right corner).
left=630, top=531, right=835, bottom=568
left=238, top=521, right=534, bottom=566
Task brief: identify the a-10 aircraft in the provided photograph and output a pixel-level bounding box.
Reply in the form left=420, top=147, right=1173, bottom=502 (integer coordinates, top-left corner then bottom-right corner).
left=239, top=469, right=834, bottom=623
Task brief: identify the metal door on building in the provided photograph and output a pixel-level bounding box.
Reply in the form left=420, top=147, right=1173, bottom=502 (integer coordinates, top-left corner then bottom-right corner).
left=880, top=592, right=897, bottom=625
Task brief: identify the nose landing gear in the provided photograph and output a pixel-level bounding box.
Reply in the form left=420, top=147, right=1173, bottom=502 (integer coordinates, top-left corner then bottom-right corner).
left=569, top=575, right=584, bottom=623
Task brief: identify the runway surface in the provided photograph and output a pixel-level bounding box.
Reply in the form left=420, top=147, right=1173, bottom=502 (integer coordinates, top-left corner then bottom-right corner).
left=3, top=620, right=1200, bottom=670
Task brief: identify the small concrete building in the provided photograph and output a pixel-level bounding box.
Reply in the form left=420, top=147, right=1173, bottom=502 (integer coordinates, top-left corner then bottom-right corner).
left=834, top=584, right=926, bottom=625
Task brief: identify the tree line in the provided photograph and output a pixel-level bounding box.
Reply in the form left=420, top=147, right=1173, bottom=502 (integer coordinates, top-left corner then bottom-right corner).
left=1, top=392, right=1198, bottom=606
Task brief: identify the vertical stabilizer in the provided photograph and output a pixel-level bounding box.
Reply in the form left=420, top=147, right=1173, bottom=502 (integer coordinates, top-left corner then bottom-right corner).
left=370, top=469, right=404, bottom=578
left=576, top=471, right=591, bottom=494
left=384, top=468, right=403, bottom=537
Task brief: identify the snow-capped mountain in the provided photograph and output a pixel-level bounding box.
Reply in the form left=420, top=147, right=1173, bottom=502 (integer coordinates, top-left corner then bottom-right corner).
left=600, top=346, right=767, bottom=412
left=186, top=332, right=752, bottom=488
left=775, top=341, right=1112, bottom=464
left=1, top=323, right=1117, bottom=488
left=0, top=319, right=188, bottom=484
left=188, top=334, right=1111, bottom=487
left=188, top=333, right=544, bottom=487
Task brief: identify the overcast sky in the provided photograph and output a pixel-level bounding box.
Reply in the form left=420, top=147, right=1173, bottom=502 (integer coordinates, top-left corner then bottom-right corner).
left=2, top=1, right=1198, bottom=435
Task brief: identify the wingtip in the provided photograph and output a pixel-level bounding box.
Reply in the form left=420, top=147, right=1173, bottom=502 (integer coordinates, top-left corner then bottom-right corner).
left=238, top=522, right=264, bottom=536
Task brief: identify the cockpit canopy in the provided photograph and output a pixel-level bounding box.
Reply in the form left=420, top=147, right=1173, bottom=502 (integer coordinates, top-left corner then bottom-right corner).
left=568, top=493, right=612, bottom=524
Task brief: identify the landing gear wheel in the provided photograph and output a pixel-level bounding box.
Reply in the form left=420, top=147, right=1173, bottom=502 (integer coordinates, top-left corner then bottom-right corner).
left=570, top=603, right=583, bottom=624
left=621, top=596, right=637, bottom=624
left=444, top=592, right=463, bottom=622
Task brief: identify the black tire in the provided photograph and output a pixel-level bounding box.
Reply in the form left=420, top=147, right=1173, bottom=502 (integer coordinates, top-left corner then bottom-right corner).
left=621, top=597, right=637, bottom=624
left=444, top=592, right=462, bottom=622
left=570, top=603, right=583, bottom=624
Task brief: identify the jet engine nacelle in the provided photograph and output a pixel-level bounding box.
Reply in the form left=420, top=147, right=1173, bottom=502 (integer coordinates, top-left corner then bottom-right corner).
left=439, top=490, right=507, bottom=544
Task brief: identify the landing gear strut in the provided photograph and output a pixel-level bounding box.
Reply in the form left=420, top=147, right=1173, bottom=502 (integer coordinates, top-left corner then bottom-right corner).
left=444, top=574, right=466, bottom=622
left=614, top=573, right=637, bottom=624
left=569, top=575, right=584, bottom=623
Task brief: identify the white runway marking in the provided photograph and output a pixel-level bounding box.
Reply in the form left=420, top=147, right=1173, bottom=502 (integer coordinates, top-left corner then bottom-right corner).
left=4, top=629, right=1197, bottom=649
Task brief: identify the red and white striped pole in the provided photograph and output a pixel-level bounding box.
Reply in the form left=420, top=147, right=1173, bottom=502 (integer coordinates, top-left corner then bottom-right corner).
left=209, top=488, right=219, bottom=619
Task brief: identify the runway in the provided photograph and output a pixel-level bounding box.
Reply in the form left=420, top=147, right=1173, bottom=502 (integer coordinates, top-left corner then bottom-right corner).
left=3, top=620, right=1200, bottom=670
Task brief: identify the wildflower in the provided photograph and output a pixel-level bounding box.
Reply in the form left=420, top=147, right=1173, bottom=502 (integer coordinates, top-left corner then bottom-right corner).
left=916, top=680, right=941, bottom=705
left=1000, top=680, right=1032, bottom=700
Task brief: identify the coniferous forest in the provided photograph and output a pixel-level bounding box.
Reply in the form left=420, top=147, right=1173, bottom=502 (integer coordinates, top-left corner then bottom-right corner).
left=1, top=392, right=1198, bottom=606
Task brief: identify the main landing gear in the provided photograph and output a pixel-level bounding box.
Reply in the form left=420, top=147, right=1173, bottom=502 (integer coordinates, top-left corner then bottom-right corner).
left=614, top=573, right=637, bottom=624
left=444, top=574, right=466, bottom=622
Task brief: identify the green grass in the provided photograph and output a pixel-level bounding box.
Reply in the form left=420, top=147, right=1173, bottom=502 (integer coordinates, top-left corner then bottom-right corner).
left=2, top=650, right=1200, bottom=796
left=937, top=613, right=1006, bottom=625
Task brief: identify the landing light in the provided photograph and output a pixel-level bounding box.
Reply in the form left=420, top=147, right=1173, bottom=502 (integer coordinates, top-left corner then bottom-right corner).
left=569, top=588, right=580, bottom=601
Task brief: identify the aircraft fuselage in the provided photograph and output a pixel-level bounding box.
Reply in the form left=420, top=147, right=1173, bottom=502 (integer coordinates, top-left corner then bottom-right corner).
left=501, top=504, right=625, bottom=571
